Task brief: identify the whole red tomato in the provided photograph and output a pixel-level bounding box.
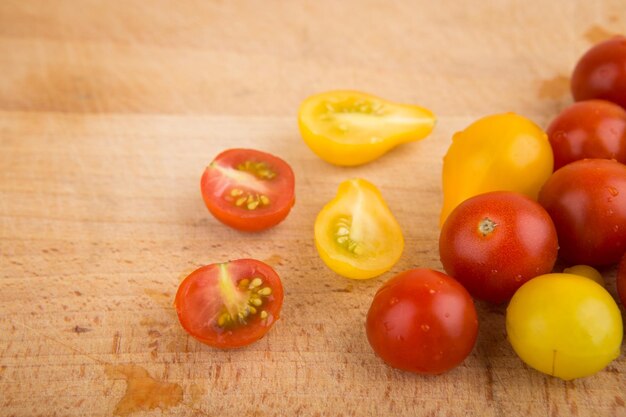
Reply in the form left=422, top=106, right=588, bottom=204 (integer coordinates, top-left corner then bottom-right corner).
left=439, top=191, right=558, bottom=303
left=618, top=253, right=626, bottom=309
left=571, top=36, right=626, bottom=109
left=366, top=268, right=478, bottom=374
left=547, top=100, right=626, bottom=170
left=539, top=159, right=626, bottom=266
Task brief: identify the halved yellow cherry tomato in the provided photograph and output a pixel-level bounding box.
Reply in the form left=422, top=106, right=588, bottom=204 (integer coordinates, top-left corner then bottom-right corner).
left=440, top=113, right=553, bottom=227
left=314, top=178, right=404, bottom=279
left=506, top=272, right=623, bottom=380
left=298, top=91, right=436, bottom=166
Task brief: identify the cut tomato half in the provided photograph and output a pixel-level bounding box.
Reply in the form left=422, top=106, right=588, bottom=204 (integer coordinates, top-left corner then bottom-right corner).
left=314, top=178, right=404, bottom=279
left=201, top=149, right=295, bottom=232
left=175, top=259, right=284, bottom=349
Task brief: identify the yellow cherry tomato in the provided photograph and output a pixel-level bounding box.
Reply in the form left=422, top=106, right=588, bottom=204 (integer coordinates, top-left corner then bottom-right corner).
left=563, top=265, right=604, bottom=286
left=298, top=91, right=436, bottom=166
left=314, top=178, right=404, bottom=279
left=506, top=273, right=623, bottom=380
left=440, top=113, right=553, bottom=227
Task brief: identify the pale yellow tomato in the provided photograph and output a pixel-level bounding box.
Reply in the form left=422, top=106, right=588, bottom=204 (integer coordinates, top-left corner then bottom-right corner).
left=506, top=273, right=622, bottom=380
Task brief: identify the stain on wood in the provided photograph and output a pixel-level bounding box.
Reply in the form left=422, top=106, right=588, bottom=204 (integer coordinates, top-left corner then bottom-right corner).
left=105, top=364, right=183, bottom=416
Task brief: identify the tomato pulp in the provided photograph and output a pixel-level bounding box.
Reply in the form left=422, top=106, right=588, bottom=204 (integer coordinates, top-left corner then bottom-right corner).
left=201, top=149, right=295, bottom=232
left=175, top=259, right=284, bottom=349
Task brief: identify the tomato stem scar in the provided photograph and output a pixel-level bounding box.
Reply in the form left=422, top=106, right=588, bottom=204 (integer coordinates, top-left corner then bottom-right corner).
left=478, top=218, right=497, bottom=236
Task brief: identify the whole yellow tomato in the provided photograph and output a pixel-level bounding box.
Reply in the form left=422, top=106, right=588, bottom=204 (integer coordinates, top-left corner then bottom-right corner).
left=299, top=91, right=436, bottom=166
left=506, top=273, right=622, bottom=380
left=440, top=113, right=553, bottom=227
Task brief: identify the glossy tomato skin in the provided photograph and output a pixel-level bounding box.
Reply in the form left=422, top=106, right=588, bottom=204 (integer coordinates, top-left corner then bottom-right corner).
left=506, top=273, right=623, bottom=380
left=200, top=149, right=295, bottom=232
left=366, top=269, right=478, bottom=374
left=440, top=191, right=558, bottom=303
left=539, top=159, right=626, bottom=266
left=547, top=100, right=626, bottom=170
left=571, top=36, right=626, bottom=109
left=618, top=253, right=626, bottom=308
left=175, top=259, right=284, bottom=349
left=440, top=113, right=553, bottom=227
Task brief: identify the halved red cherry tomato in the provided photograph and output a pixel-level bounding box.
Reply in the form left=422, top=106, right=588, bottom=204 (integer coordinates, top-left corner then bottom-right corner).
left=571, top=36, right=626, bottom=108
left=547, top=100, right=626, bottom=170
left=366, top=268, right=478, bottom=374
left=618, top=253, right=626, bottom=308
left=538, top=159, right=626, bottom=266
left=439, top=191, right=558, bottom=304
left=200, top=149, right=295, bottom=232
left=175, top=259, right=284, bottom=349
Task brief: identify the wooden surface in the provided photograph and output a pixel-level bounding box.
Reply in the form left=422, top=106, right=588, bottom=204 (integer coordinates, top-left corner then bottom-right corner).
left=1, top=1, right=625, bottom=416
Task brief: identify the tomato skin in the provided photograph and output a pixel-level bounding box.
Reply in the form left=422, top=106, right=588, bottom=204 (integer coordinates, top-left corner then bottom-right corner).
left=366, top=269, right=478, bottom=374
left=538, top=159, right=626, bottom=266
left=298, top=91, right=435, bottom=166
left=618, top=253, right=626, bottom=308
left=547, top=100, right=626, bottom=170
left=506, top=273, right=623, bottom=380
left=439, top=191, right=558, bottom=304
left=571, top=36, right=626, bottom=109
left=200, top=149, right=295, bottom=232
left=175, top=259, right=284, bottom=349
left=440, top=113, right=553, bottom=227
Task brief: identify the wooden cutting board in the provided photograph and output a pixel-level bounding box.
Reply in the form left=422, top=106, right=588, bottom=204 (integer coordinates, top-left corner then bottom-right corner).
left=1, top=1, right=625, bottom=416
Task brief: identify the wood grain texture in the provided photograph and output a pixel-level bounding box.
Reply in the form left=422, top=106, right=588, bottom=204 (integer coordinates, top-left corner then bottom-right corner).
left=1, top=1, right=625, bottom=416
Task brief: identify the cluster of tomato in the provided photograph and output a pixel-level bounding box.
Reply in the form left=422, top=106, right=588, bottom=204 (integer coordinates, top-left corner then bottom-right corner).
left=174, top=36, right=626, bottom=381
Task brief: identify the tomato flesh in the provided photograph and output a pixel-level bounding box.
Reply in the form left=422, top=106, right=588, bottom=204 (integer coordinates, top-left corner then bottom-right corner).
left=366, top=268, right=478, bottom=374
left=314, top=178, right=404, bottom=279
left=175, top=259, right=283, bottom=348
left=439, top=191, right=558, bottom=303
left=299, top=91, right=435, bottom=166
left=200, top=149, right=295, bottom=232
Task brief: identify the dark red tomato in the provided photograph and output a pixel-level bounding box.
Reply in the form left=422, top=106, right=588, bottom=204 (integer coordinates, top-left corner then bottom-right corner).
left=439, top=191, right=558, bottom=304
left=617, top=253, right=626, bottom=309
left=571, top=36, right=626, bottom=109
left=547, top=100, right=626, bottom=170
left=200, top=149, right=295, bottom=232
left=175, top=259, right=284, bottom=349
left=539, top=159, right=626, bottom=266
left=365, top=268, right=478, bottom=374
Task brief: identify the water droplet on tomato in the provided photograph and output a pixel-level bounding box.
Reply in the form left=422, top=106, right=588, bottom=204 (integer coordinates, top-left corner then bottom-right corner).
left=421, top=324, right=430, bottom=332
left=389, top=297, right=399, bottom=305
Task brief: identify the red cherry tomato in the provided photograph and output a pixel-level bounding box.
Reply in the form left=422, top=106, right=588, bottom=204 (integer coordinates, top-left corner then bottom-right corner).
left=618, top=253, right=626, bottom=308
left=200, top=149, right=295, bottom=232
left=539, top=159, right=626, bottom=266
left=439, top=191, right=558, bottom=303
left=175, top=259, right=284, bottom=349
left=365, top=268, right=478, bottom=374
left=547, top=100, right=626, bottom=170
left=571, top=36, right=626, bottom=108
